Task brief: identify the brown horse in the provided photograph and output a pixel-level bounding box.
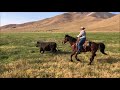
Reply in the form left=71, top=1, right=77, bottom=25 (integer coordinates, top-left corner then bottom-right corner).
left=63, top=34, right=107, bottom=65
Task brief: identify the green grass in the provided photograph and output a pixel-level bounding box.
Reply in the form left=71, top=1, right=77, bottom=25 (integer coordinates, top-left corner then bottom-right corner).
left=0, top=32, right=120, bottom=78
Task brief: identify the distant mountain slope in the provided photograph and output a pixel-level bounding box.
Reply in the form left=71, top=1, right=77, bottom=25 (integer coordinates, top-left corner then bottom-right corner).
left=87, top=14, right=120, bottom=31
left=1, top=12, right=118, bottom=32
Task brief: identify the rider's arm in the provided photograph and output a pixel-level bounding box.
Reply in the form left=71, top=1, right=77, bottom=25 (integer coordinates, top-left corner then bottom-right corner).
left=77, top=33, right=82, bottom=38
left=77, top=30, right=84, bottom=38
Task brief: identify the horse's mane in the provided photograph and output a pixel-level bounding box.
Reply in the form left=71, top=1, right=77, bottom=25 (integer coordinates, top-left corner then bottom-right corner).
left=65, top=34, right=77, bottom=42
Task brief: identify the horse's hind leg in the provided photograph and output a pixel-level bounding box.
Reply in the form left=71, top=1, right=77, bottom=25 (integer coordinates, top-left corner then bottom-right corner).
left=75, top=53, right=81, bottom=62
left=88, top=52, right=96, bottom=65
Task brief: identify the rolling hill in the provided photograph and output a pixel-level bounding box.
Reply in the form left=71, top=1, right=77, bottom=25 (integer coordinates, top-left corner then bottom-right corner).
left=87, top=14, right=120, bottom=31
left=0, top=12, right=119, bottom=32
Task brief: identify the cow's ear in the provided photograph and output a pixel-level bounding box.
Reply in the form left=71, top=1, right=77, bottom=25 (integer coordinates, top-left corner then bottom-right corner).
left=65, top=34, right=69, bottom=37
left=37, top=41, right=39, bottom=44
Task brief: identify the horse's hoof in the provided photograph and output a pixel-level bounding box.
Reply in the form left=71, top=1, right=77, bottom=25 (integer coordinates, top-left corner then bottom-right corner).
left=88, top=63, right=91, bottom=65
left=77, top=59, right=81, bottom=62
left=71, top=60, right=73, bottom=62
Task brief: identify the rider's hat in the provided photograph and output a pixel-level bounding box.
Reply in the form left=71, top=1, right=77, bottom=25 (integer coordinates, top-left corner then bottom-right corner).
left=81, top=27, right=85, bottom=30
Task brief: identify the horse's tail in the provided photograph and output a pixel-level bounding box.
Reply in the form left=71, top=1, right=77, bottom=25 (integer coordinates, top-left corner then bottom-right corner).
left=98, top=43, right=107, bottom=55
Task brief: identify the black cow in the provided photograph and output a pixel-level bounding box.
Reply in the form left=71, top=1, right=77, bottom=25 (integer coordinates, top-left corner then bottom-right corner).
left=36, top=41, right=57, bottom=53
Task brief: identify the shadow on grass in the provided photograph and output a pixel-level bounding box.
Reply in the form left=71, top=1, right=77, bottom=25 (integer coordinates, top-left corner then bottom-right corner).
left=97, top=57, right=120, bottom=64
left=55, top=50, right=71, bottom=55
left=35, top=50, right=71, bottom=55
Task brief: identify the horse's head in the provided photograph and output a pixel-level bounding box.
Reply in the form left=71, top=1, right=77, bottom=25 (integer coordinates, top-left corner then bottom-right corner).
left=63, top=34, right=70, bottom=44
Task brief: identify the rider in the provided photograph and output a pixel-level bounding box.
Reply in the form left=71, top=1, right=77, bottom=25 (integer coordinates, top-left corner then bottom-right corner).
left=76, top=27, right=86, bottom=54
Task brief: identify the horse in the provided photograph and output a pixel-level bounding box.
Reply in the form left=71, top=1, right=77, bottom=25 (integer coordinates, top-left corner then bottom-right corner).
left=63, top=34, right=107, bottom=65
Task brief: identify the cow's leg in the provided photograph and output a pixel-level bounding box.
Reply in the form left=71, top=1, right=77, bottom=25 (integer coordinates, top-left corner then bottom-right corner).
left=50, top=48, right=54, bottom=52
left=53, top=46, right=57, bottom=52
left=40, top=48, right=44, bottom=54
left=40, top=48, right=42, bottom=53
left=50, top=46, right=57, bottom=53
left=42, top=50, right=45, bottom=54
left=53, top=47, right=57, bottom=52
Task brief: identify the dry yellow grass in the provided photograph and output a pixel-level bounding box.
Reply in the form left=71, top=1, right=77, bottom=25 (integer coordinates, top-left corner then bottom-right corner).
left=0, top=32, right=120, bottom=78
left=0, top=51, right=120, bottom=78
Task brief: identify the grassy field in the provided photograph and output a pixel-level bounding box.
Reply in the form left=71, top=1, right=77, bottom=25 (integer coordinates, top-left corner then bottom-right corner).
left=0, top=32, right=120, bottom=78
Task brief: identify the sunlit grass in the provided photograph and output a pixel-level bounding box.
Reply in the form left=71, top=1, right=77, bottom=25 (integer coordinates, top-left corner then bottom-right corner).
left=0, top=32, right=120, bottom=78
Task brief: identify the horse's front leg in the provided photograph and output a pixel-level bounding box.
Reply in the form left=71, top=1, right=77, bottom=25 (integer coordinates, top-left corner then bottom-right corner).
left=70, top=51, right=76, bottom=62
left=75, top=53, right=81, bottom=62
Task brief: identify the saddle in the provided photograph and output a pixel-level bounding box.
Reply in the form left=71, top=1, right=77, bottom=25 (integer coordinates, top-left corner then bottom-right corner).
left=76, top=40, right=91, bottom=52
left=82, top=40, right=91, bottom=52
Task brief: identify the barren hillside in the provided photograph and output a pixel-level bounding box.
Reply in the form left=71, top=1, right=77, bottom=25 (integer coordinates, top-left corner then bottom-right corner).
left=87, top=14, right=120, bottom=31
left=1, top=12, right=119, bottom=32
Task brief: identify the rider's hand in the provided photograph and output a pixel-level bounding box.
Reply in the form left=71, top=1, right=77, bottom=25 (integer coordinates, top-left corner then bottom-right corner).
left=77, top=38, right=80, bottom=43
